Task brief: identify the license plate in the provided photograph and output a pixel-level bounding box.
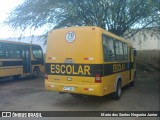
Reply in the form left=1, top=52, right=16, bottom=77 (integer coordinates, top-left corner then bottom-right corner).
left=64, top=58, right=73, bottom=63
left=63, top=86, right=75, bottom=91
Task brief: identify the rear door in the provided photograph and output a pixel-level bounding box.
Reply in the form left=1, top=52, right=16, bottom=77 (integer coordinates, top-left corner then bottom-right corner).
left=46, top=27, right=100, bottom=85
left=22, top=45, right=31, bottom=73
left=129, top=47, right=135, bottom=81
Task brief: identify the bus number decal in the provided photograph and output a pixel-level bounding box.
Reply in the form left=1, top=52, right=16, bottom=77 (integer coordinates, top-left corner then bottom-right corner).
left=65, top=31, right=76, bottom=43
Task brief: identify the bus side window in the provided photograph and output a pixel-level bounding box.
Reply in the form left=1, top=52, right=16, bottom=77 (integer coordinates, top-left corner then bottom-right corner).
left=115, top=41, right=126, bottom=61
left=14, top=44, right=21, bottom=59
left=3, top=43, right=22, bottom=59
left=0, top=43, right=4, bottom=58
left=2, top=43, right=12, bottom=59
left=102, top=35, right=115, bottom=62
left=123, top=43, right=129, bottom=61
left=32, top=46, right=43, bottom=59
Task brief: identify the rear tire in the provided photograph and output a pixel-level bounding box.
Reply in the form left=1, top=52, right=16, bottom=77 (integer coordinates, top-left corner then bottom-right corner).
left=32, top=67, right=40, bottom=79
left=112, top=81, right=122, bottom=100
left=130, top=80, right=135, bottom=87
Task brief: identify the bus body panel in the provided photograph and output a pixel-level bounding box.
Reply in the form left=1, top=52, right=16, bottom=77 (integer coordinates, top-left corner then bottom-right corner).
left=45, top=79, right=104, bottom=96
left=46, top=27, right=103, bottom=64
left=0, top=40, right=44, bottom=78
left=45, top=26, right=136, bottom=96
left=0, top=66, right=23, bottom=77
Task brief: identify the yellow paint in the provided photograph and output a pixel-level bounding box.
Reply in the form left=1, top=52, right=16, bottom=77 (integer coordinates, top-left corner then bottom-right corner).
left=0, top=66, right=23, bottom=77
left=0, top=40, right=44, bottom=78
left=45, top=26, right=136, bottom=96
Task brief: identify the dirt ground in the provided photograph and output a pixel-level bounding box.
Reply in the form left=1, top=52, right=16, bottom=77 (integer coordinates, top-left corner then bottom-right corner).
left=0, top=69, right=159, bottom=120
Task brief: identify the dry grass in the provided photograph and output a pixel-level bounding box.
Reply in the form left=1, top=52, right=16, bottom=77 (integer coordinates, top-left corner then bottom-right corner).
left=136, top=50, right=160, bottom=71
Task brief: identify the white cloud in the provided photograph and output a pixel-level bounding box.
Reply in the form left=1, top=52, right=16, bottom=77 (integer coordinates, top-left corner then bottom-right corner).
left=0, top=0, right=23, bottom=38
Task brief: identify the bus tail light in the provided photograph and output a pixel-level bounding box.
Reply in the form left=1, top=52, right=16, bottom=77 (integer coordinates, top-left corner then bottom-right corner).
left=95, top=74, right=102, bottom=83
left=84, top=58, right=94, bottom=60
left=45, top=74, right=48, bottom=79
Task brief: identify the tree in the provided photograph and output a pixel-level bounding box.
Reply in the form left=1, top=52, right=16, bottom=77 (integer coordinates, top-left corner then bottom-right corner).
left=5, top=0, right=160, bottom=42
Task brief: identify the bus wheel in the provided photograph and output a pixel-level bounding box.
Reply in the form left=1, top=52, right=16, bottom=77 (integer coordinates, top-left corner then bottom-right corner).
left=112, top=81, right=122, bottom=100
left=13, top=75, right=20, bottom=80
left=130, top=80, right=135, bottom=87
left=32, top=67, right=40, bottom=79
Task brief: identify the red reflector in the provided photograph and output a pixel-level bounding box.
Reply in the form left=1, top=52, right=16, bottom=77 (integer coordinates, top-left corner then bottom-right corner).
left=48, top=57, right=52, bottom=60
left=84, top=88, right=89, bottom=90
left=84, top=58, right=88, bottom=60
left=45, top=74, right=48, bottom=79
left=95, top=74, right=102, bottom=83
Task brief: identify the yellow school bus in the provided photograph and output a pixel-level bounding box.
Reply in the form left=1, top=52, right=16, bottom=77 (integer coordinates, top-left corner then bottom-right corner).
left=0, top=40, right=44, bottom=79
left=45, top=26, right=136, bottom=100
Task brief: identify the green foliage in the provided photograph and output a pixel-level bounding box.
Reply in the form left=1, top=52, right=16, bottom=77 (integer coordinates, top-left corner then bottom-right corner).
left=5, top=0, right=160, bottom=40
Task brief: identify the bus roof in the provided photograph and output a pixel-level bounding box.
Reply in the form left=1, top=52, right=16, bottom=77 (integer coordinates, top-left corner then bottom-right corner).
left=0, top=39, right=40, bottom=46
left=49, top=26, right=132, bottom=46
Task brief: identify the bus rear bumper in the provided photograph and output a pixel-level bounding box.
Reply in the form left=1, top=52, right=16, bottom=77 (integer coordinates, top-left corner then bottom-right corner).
left=45, top=79, right=104, bottom=96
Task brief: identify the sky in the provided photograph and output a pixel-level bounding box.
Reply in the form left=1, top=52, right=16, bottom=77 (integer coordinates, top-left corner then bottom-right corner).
left=0, top=0, right=24, bottom=38
left=0, top=0, right=47, bottom=51
left=0, top=0, right=46, bottom=39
